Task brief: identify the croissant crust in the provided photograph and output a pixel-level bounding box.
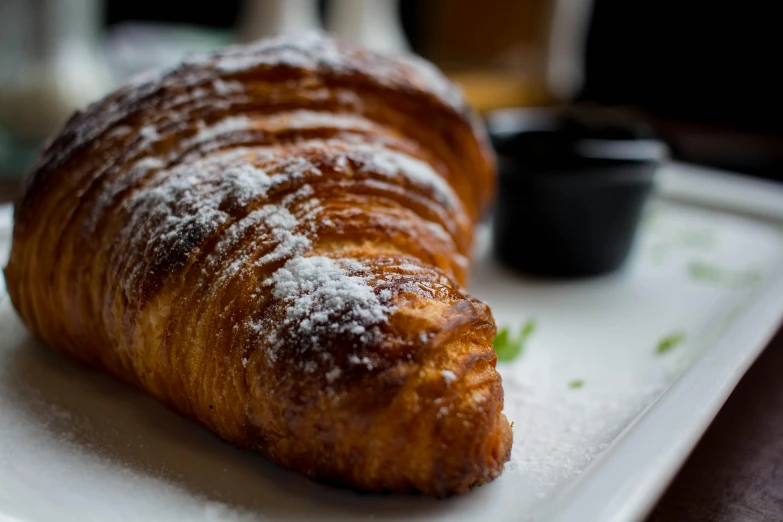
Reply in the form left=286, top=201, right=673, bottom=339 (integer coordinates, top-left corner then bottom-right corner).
left=4, top=34, right=512, bottom=496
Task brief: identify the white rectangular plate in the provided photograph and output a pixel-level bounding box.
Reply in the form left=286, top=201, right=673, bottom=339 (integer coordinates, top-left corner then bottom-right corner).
left=1, top=163, right=782, bottom=522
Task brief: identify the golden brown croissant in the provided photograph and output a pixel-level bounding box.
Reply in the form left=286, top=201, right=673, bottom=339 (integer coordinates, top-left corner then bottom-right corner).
left=4, top=34, right=511, bottom=496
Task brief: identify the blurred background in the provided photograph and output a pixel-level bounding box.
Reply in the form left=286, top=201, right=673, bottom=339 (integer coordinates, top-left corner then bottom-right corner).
left=1, top=0, right=781, bottom=186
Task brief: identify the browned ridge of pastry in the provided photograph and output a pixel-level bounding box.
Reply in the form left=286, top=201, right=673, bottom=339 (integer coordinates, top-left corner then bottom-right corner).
left=4, top=33, right=512, bottom=496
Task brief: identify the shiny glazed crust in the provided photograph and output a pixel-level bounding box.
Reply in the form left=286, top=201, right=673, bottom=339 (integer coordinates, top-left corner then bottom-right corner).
left=4, top=34, right=512, bottom=496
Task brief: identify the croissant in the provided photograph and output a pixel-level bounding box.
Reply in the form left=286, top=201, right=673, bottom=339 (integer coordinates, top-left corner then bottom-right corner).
left=4, top=34, right=512, bottom=496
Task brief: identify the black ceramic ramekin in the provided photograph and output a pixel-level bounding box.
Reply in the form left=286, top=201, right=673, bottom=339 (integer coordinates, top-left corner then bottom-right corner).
left=487, top=107, right=668, bottom=277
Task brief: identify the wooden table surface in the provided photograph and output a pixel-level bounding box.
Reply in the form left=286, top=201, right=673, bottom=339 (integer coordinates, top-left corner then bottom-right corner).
left=646, top=324, right=783, bottom=522
left=0, top=180, right=781, bottom=521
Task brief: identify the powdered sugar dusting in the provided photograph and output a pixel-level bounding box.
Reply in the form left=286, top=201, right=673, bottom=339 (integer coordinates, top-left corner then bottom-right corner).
left=184, top=33, right=467, bottom=114
left=212, top=79, right=245, bottom=96
left=349, top=144, right=458, bottom=208
left=271, top=110, right=377, bottom=133
left=113, top=100, right=472, bottom=302
left=256, top=207, right=312, bottom=265
left=185, top=116, right=252, bottom=151
left=218, top=164, right=278, bottom=204
left=117, top=138, right=324, bottom=294
left=248, top=255, right=400, bottom=375
left=423, top=220, right=454, bottom=244
left=208, top=33, right=348, bottom=73
left=441, top=370, right=457, bottom=385
left=278, top=138, right=460, bottom=210
left=207, top=202, right=315, bottom=288
left=264, top=256, right=393, bottom=357
left=31, top=32, right=480, bottom=203
left=139, top=125, right=160, bottom=144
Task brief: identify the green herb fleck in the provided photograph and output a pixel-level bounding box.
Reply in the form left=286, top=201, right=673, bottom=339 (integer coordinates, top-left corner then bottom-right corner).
left=493, top=319, right=537, bottom=362
left=568, top=379, right=584, bottom=389
left=688, top=261, right=762, bottom=288
left=656, top=331, right=686, bottom=355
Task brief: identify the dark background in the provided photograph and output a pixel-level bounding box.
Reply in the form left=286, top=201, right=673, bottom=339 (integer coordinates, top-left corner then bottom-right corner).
left=582, top=0, right=783, bottom=180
